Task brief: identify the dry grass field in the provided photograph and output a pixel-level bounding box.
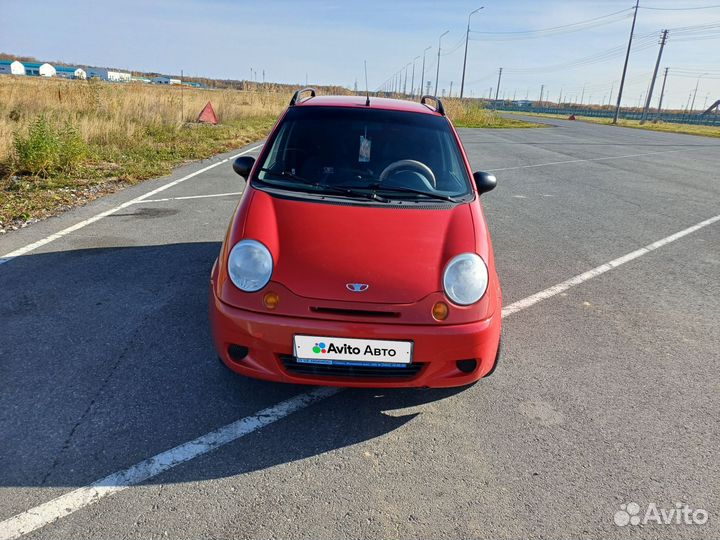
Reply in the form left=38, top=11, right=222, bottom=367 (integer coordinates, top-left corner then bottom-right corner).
left=0, top=76, right=535, bottom=229
left=444, top=99, right=542, bottom=129
left=0, top=77, right=295, bottom=227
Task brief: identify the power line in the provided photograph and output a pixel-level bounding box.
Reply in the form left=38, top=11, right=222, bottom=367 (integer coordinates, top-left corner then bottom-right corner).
left=440, top=35, right=466, bottom=56
left=469, top=7, right=632, bottom=40
left=501, top=34, right=658, bottom=74
left=640, top=3, right=720, bottom=10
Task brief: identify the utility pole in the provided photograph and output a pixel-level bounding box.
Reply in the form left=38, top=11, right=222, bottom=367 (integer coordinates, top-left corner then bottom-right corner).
left=613, top=0, right=640, bottom=124
left=609, top=82, right=614, bottom=108
left=580, top=84, right=586, bottom=105
left=690, top=74, right=702, bottom=112
left=449, top=81, right=453, bottom=97
left=420, top=46, right=431, bottom=96
left=411, top=56, right=419, bottom=97
left=435, top=30, right=449, bottom=96
left=403, top=63, right=409, bottom=95
left=539, top=84, right=544, bottom=105
left=640, top=29, right=668, bottom=124
left=656, top=67, right=669, bottom=118
left=488, top=87, right=492, bottom=99
left=460, top=7, right=484, bottom=98
left=558, top=89, right=563, bottom=104
left=494, top=67, right=503, bottom=101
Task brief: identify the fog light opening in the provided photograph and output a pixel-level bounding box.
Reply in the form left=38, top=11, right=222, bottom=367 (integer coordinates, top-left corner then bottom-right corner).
left=263, top=291, right=280, bottom=310
left=432, top=301, right=449, bottom=321
left=228, top=344, right=249, bottom=362
left=456, top=359, right=478, bottom=373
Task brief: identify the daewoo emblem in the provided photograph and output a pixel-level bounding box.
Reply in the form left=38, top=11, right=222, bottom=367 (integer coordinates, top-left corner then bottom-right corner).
left=346, top=283, right=369, bottom=293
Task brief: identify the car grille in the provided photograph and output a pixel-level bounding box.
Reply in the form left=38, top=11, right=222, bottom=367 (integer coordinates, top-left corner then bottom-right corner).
left=280, top=355, right=424, bottom=379
left=310, top=306, right=400, bottom=318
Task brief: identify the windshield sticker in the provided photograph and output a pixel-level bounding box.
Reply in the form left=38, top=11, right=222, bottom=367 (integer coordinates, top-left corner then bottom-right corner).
left=359, top=135, right=371, bottom=162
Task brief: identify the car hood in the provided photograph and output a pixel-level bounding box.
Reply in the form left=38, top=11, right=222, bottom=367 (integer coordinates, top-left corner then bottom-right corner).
left=240, top=190, right=477, bottom=304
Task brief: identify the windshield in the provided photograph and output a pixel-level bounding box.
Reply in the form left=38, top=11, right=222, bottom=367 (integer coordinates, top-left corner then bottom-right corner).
left=254, top=106, right=472, bottom=202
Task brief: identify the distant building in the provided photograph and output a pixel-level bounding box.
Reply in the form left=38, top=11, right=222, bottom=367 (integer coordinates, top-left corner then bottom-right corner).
left=23, top=62, right=56, bottom=77
left=55, top=66, right=87, bottom=79
left=512, top=100, right=533, bottom=107
left=85, top=67, right=131, bottom=82
left=0, top=59, right=26, bottom=75
left=131, top=76, right=151, bottom=83
left=152, top=76, right=182, bottom=85
left=185, top=81, right=205, bottom=88
left=108, top=70, right=131, bottom=82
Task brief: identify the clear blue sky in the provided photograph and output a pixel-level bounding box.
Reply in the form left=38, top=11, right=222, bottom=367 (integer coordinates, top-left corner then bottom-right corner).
left=2, top=0, right=719, bottom=110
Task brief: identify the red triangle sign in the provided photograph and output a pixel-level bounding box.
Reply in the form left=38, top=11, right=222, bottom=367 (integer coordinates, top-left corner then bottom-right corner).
left=197, top=101, right=218, bottom=124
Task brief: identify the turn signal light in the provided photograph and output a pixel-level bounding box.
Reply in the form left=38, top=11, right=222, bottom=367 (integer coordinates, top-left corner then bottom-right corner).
left=263, top=292, right=280, bottom=310
left=432, top=301, right=449, bottom=321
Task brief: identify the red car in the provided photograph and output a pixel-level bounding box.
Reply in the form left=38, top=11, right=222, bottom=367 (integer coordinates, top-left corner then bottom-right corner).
left=210, top=90, right=501, bottom=388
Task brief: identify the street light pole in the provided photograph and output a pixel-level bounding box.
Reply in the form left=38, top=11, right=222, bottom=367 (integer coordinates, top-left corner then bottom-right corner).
left=410, top=56, right=420, bottom=97
left=460, top=7, right=484, bottom=99
left=420, top=46, right=431, bottom=96
left=435, top=30, right=449, bottom=97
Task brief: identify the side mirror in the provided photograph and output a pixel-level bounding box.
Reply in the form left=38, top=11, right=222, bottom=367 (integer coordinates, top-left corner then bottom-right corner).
left=232, top=156, right=256, bottom=179
left=473, top=171, right=497, bottom=194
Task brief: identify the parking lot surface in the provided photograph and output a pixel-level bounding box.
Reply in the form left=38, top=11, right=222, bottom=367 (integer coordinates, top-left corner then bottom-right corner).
left=1, top=117, right=719, bottom=539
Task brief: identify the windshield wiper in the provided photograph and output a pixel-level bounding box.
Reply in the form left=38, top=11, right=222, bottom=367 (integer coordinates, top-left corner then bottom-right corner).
left=355, top=183, right=460, bottom=203
left=256, top=169, right=389, bottom=203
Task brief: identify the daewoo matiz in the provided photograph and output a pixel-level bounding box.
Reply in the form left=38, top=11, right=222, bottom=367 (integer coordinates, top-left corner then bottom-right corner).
left=210, top=89, right=502, bottom=387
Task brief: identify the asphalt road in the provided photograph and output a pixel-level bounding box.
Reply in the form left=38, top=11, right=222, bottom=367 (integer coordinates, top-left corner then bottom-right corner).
left=1, top=116, right=719, bottom=540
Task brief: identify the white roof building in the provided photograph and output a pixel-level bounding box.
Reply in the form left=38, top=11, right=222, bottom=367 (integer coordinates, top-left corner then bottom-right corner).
left=152, top=76, right=182, bottom=85
left=23, top=62, right=56, bottom=77
left=55, top=66, right=87, bottom=79
left=108, top=70, right=131, bottom=82
left=0, top=60, right=26, bottom=75
left=85, top=67, right=131, bottom=82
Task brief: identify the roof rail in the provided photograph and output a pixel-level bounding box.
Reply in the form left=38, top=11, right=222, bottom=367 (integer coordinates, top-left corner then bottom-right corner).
left=420, top=95, right=445, bottom=116
left=289, top=87, right=317, bottom=106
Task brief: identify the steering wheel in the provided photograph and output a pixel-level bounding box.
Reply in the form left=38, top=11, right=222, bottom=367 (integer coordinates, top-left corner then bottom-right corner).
left=379, top=160, right=436, bottom=189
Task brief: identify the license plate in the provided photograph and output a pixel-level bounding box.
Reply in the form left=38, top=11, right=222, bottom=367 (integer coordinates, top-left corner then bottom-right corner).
left=293, top=335, right=413, bottom=367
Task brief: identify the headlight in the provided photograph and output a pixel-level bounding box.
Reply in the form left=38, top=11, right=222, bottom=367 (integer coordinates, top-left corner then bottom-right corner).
left=227, top=239, right=273, bottom=292
left=442, top=253, right=488, bottom=305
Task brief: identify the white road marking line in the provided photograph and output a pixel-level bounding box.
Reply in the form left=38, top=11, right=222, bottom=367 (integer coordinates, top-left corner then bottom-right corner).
left=487, top=148, right=688, bottom=172
left=132, top=191, right=243, bottom=204
left=0, top=146, right=262, bottom=266
left=2, top=216, right=719, bottom=538
left=502, top=213, right=720, bottom=317
left=0, top=387, right=339, bottom=540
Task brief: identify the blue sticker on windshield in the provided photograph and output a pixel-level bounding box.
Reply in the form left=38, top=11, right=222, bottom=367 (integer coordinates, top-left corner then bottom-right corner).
left=359, top=135, right=371, bottom=162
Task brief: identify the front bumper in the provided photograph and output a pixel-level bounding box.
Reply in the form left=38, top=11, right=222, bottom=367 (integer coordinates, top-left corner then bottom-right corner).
left=210, top=289, right=502, bottom=388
